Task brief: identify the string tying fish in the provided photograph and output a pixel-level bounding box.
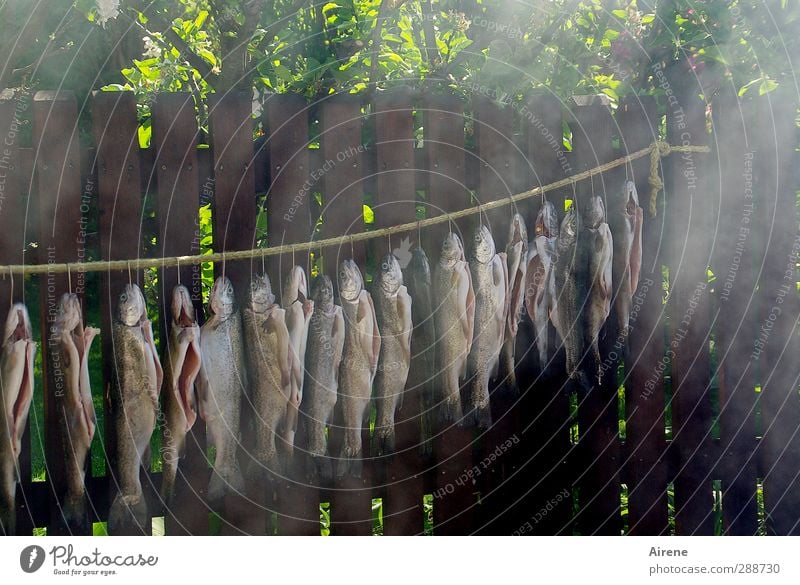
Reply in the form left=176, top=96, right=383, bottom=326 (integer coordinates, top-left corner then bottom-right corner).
left=0, top=142, right=708, bottom=277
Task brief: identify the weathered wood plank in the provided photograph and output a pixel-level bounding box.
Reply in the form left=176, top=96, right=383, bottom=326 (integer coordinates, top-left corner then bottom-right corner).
left=568, top=95, right=621, bottom=535
left=32, top=91, right=90, bottom=535
left=318, top=94, right=372, bottom=536
left=710, top=88, right=759, bottom=535
left=663, top=66, right=714, bottom=535
left=618, top=95, right=669, bottom=535
left=374, top=88, right=425, bottom=536
left=151, top=93, right=208, bottom=536
left=0, top=90, right=35, bottom=535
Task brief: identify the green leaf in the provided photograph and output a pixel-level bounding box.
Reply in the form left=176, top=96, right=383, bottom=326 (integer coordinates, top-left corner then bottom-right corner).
left=759, top=78, right=779, bottom=95
left=138, top=119, right=152, bottom=149
left=363, top=204, right=374, bottom=224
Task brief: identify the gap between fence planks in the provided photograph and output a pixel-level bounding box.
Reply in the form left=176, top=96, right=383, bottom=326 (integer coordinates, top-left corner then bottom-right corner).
left=0, top=142, right=708, bottom=278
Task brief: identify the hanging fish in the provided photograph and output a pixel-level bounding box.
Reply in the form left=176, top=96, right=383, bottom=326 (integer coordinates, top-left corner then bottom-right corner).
left=432, top=233, right=474, bottom=424
left=160, top=285, right=202, bottom=506
left=108, top=284, right=162, bottom=534
left=336, top=260, right=380, bottom=478
left=301, top=275, right=344, bottom=481
left=281, top=266, right=314, bottom=465
left=0, top=303, right=36, bottom=536
left=51, top=293, right=99, bottom=531
left=585, top=195, right=614, bottom=382
left=608, top=180, right=643, bottom=336
left=372, top=253, right=412, bottom=456
left=467, top=224, right=508, bottom=428
left=525, top=201, right=559, bottom=369
left=551, top=206, right=588, bottom=383
left=242, top=273, right=291, bottom=478
left=403, top=247, right=435, bottom=455
left=499, top=213, right=528, bottom=389
left=197, top=276, right=246, bottom=502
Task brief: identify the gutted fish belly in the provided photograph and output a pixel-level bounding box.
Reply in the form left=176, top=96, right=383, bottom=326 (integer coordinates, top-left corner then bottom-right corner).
left=109, top=284, right=162, bottom=534
left=51, top=293, right=99, bottom=530
left=525, top=201, right=559, bottom=369
left=586, top=196, right=614, bottom=383
left=301, top=275, right=344, bottom=481
left=197, top=276, right=246, bottom=502
left=609, top=180, right=643, bottom=336
left=281, top=266, right=314, bottom=464
left=336, top=260, right=380, bottom=478
left=432, top=233, right=474, bottom=424
left=160, top=285, right=202, bottom=506
left=242, top=273, right=291, bottom=479
left=373, top=253, right=412, bottom=455
left=0, top=304, right=35, bottom=536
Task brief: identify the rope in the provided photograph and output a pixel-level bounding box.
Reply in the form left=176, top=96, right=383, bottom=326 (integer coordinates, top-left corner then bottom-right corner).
left=0, top=141, right=707, bottom=277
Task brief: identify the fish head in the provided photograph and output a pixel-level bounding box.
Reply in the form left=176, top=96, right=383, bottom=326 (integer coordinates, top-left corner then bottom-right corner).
left=408, top=248, right=431, bottom=283
left=557, top=206, right=578, bottom=252
left=439, top=232, right=465, bottom=267
left=535, top=201, right=559, bottom=239
left=171, top=285, right=197, bottom=327
left=311, top=274, right=334, bottom=311
left=3, top=303, right=32, bottom=345
left=284, top=265, right=309, bottom=304
left=56, top=293, right=82, bottom=334
left=584, top=195, right=606, bottom=229
left=248, top=273, right=275, bottom=314
left=378, top=253, right=403, bottom=295
left=209, top=276, right=236, bottom=318
left=338, top=259, right=364, bottom=303
left=470, top=224, right=496, bottom=263
left=624, top=180, right=640, bottom=218
left=508, top=213, right=528, bottom=246
left=117, top=284, right=146, bottom=326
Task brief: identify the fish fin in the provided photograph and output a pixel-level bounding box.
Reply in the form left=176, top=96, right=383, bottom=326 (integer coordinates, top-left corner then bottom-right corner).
left=630, top=205, right=643, bottom=294
left=396, top=285, right=413, bottom=370
left=108, top=493, right=148, bottom=535
left=360, top=292, right=381, bottom=379
left=195, top=361, right=213, bottom=423
left=525, top=251, right=543, bottom=322
left=79, top=327, right=100, bottom=442
left=142, top=319, right=163, bottom=402
left=331, top=307, right=345, bottom=386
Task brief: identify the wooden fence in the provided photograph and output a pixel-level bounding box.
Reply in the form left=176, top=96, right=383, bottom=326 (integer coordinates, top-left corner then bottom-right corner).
left=0, top=76, right=798, bottom=536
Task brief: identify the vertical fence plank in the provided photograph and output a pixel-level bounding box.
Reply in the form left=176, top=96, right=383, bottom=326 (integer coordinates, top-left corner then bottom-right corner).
left=207, top=92, right=265, bottom=535
left=424, top=92, right=475, bottom=535
left=32, top=91, right=89, bottom=535
left=752, top=90, right=800, bottom=535
left=471, top=96, right=520, bottom=534
left=664, top=67, right=714, bottom=535
left=92, top=91, right=146, bottom=535
left=151, top=93, right=208, bottom=536
left=319, top=94, right=372, bottom=536
left=516, top=94, right=572, bottom=535
left=710, top=88, right=759, bottom=535
left=265, top=93, right=319, bottom=535
left=374, top=88, right=424, bottom=535
left=618, top=96, right=669, bottom=535
left=568, top=95, right=621, bottom=535
left=0, top=90, right=35, bottom=535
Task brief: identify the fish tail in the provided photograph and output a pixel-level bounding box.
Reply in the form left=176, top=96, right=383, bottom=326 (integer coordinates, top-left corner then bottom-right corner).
left=159, top=459, right=178, bottom=511
left=468, top=375, right=493, bottom=429
left=208, top=462, right=245, bottom=503
left=108, top=493, right=149, bottom=535
left=0, top=498, right=14, bottom=536
left=306, top=455, right=333, bottom=483
left=61, top=492, right=89, bottom=532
